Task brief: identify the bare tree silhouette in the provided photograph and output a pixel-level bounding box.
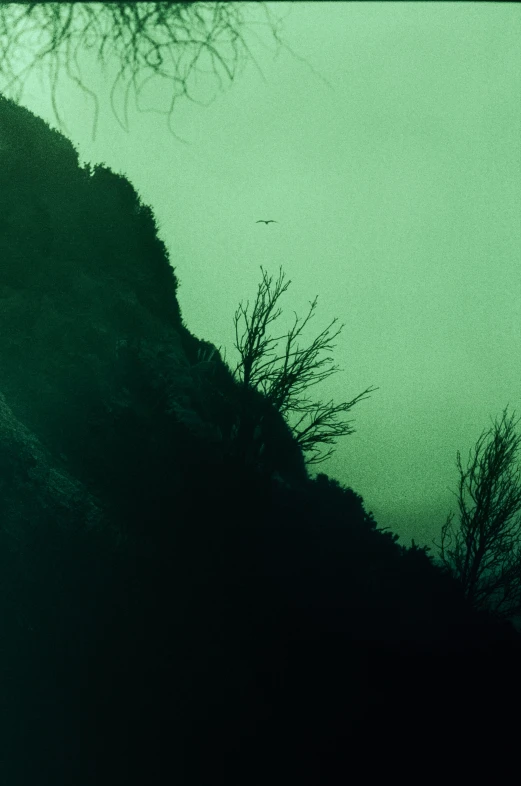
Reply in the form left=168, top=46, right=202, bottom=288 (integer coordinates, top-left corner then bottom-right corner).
left=230, top=265, right=378, bottom=466
left=0, top=2, right=330, bottom=142
left=434, top=406, right=521, bottom=625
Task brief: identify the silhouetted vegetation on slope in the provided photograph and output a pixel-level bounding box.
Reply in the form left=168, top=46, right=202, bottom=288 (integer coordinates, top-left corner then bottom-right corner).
left=1, top=94, right=520, bottom=784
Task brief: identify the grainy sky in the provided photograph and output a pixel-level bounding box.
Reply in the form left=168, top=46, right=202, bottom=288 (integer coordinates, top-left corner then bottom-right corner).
left=6, top=2, right=520, bottom=553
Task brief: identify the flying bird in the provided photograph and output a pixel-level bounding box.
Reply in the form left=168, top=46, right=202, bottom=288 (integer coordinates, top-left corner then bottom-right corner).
left=256, top=219, right=278, bottom=224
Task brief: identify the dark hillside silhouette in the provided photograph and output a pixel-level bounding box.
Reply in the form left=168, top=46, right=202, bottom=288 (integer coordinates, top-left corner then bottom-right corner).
left=0, top=94, right=520, bottom=784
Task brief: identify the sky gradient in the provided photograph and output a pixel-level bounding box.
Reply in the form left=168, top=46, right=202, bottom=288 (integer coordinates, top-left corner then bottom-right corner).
left=6, top=2, right=520, bottom=553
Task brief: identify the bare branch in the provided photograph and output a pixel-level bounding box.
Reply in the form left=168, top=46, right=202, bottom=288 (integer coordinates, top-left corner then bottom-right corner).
left=0, top=2, right=285, bottom=142
left=231, top=264, right=378, bottom=468
left=434, top=406, right=521, bottom=623
left=289, top=387, right=378, bottom=465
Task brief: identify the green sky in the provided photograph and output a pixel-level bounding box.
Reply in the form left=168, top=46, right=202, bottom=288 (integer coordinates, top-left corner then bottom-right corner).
left=7, top=2, right=521, bottom=552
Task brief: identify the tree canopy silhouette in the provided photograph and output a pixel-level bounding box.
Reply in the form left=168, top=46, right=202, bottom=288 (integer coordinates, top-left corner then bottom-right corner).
left=434, top=406, right=521, bottom=625
left=229, top=265, right=378, bottom=466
